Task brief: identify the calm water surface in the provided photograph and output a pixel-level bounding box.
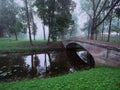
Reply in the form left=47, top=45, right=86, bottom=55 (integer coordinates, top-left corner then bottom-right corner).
left=0, top=49, right=95, bottom=82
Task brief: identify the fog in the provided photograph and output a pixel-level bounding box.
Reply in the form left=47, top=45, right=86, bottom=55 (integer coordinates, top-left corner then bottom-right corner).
left=15, top=0, right=88, bottom=39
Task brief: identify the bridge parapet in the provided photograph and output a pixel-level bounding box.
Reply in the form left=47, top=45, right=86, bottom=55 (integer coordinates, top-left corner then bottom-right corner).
left=62, top=40, right=120, bottom=67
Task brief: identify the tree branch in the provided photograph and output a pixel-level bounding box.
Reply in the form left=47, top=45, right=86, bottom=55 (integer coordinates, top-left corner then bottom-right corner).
left=96, top=0, right=108, bottom=18
left=95, top=0, right=101, bottom=12
left=95, top=0, right=120, bottom=28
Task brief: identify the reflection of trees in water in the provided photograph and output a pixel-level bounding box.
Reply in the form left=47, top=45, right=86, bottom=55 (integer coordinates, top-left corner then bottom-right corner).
left=34, top=55, right=40, bottom=67
left=30, top=51, right=71, bottom=77
left=31, top=54, right=47, bottom=78
left=46, top=50, right=92, bottom=77
left=0, top=48, right=95, bottom=81
left=48, top=51, right=71, bottom=76
left=44, top=53, right=47, bottom=76
left=0, top=55, right=29, bottom=81
left=30, top=54, right=37, bottom=77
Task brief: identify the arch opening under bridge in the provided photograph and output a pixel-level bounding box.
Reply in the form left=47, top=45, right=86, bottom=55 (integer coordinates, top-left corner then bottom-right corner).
left=66, top=42, right=95, bottom=70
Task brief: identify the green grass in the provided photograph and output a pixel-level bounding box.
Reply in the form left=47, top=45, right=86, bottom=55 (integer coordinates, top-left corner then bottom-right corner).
left=0, top=38, right=120, bottom=89
left=0, top=38, right=47, bottom=52
left=97, top=37, right=120, bottom=43
left=0, top=66, right=120, bottom=90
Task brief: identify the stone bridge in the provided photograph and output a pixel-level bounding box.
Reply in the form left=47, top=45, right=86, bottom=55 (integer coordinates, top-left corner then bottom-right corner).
left=62, top=40, right=120, bottom=67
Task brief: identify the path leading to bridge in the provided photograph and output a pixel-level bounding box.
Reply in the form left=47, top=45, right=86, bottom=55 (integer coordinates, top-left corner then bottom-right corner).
left=62, top=39, right=120, bottom=51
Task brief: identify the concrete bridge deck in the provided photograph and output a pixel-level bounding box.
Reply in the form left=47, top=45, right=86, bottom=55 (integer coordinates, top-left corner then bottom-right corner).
left=63, top=40, right=120, bottom=51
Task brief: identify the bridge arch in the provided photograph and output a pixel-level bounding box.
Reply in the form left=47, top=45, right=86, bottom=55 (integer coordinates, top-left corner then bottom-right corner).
left=66, top=42, right=95, bottom=70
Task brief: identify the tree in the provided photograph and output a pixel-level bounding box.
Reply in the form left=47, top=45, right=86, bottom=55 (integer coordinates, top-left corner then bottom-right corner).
left=0, top=25, right=4, bottom=37
left=115, top=5, right=120, bottom=26
left=23, top=0, right=33, bottom=45
left=34, top=0, right=46, bottom=40
left=10, top=20, right=26, bottom=40
left=8, top=0, right=27, bottom=40
left=107, top=11, right=113, bottom=42
left=0, top=0, right=4, bottom=37
left=28, top=1, right=37, bottom=41
left=32, top=21, right=37, bottom=40
left=112, top=26, right=120, bottom=36
left=0, top=0, right=13, bottom=38
left=34, top=0, right=75, bottom=42
left=80, top=0, right=120, bottom=40
left=0, top=0, right=27, bottom=39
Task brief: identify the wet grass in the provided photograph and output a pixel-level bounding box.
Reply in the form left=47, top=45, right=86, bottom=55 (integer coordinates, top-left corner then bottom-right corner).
left=0, top=66, right=120, bottom=90
left=0, top=38, right=47, bottom=53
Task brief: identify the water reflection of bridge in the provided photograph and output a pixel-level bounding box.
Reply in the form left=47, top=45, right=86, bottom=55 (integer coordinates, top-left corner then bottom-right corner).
left=63, top=40, right=120, bottom=67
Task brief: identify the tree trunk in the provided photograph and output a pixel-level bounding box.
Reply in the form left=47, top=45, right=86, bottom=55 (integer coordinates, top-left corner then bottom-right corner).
left=90, top=0, right=97, bottom=40
left=47, top=16, right=51, bottom=43
left=101, top=21, right=105, bottom=40
left=101, top=11, right=105, bottom=40
left=14, top=31, right=18, bottom=41
left=0, top=27, right=4, bottom=37
left=87, top=20, right=91, bottom=39
left=95, top=32, right=98, bottom=40
left=117, top=17, right=119, bottom=27
left=47, top=0, right=55, bottom=43
left=90, top=21, right=95, bottom=40
left=118, top=17, right=120, bottom=37
left=42, top=23, right=46, bottom=40
left=107, top=12, right=113, bottom=42
left=25, top=0, right=33, bottom=45
left=33, top=35, right=35, bottom=40
left=88, top=29, right=90, bottom=39
left=48, top=29, right=51, bottom=43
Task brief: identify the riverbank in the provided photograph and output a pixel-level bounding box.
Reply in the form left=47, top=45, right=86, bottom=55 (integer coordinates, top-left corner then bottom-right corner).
left=0, top=38, right=120, bottom=54
left=0, top=38, right=120, bottom=89
left=0, top=38, right=64, bottom=54
left=0, top=66, right=120, bottom=90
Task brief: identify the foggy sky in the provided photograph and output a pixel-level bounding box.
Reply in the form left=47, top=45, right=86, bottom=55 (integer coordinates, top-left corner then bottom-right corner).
left=15, top=0, right=87, bottom=39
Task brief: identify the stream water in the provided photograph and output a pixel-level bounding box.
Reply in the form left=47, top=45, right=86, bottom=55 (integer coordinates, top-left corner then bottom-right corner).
left=0, top=49, right=95, bottom=82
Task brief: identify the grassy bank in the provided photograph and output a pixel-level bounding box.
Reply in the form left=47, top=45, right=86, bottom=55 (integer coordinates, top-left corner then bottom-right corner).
left=0, top=38, right=64, bottom=54
left=0, top=38, right=51, bottom=54
left=0, top=66, right=120, bottom=90
left=0, top=38, right=45, bottom=50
